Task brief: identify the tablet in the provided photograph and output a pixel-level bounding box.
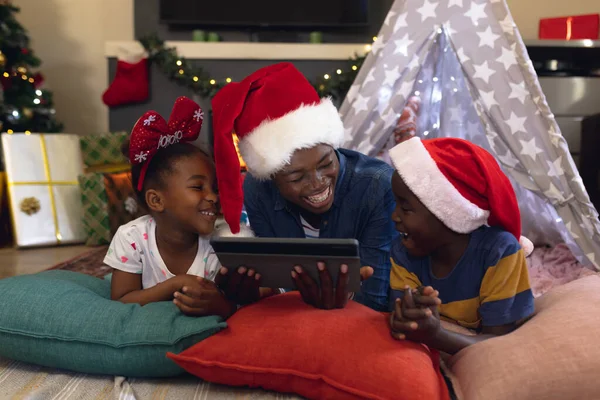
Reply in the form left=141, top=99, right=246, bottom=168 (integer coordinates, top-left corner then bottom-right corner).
left=209, top=237, right=362, bottom=292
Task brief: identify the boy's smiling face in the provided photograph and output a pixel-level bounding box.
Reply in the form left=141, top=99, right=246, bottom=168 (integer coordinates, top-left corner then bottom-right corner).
left=391, top=172, right=450, bottom=257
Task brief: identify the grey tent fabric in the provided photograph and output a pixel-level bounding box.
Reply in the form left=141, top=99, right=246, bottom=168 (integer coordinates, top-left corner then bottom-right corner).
left=340, top=0, right=600, bottom=269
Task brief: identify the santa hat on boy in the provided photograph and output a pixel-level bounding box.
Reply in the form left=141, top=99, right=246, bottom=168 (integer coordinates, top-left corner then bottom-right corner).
left=211, top=63, right=344, bottom=233
left=389, top=137, right=534, bottom=255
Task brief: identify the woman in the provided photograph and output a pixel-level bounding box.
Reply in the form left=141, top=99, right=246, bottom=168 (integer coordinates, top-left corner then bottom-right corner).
left=212, top=63, right=397, bottom=311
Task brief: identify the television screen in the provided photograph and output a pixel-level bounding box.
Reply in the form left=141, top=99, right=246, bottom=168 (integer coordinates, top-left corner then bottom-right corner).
left=159, top=0, right=369, bottom=28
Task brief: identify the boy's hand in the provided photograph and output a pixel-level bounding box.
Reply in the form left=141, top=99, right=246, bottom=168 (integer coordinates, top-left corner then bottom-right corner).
left=390, top=286, right=442, bottom=344
left=173, top=279, right=235, bottom=319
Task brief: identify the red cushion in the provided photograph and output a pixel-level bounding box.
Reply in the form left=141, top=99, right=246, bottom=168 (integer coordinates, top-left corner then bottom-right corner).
left=168, top=292, right=449, bottom=400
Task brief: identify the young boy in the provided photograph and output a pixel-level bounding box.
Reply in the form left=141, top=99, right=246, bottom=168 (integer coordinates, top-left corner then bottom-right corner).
left=387, top=136, right=534, bottom=355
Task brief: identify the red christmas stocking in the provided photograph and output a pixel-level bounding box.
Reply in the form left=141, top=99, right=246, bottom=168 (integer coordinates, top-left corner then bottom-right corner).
left=102, top=57, right=149, bottom=107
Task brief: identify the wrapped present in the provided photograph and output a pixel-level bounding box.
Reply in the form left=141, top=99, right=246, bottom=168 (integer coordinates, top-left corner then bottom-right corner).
left=1, top=133, right=86, bottom=247
left=79, top=170, right=144, bottom=245
left=80, top=131, right=129, bottom=169
left=0, top=172, right=12, bottom=246
left=539, top=14, right=599, bottom=40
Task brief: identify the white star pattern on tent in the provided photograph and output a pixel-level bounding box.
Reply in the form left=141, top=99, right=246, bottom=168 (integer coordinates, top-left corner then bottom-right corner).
left=565, top=221, right=579, bottom=239
left=338, top=0, right=600, bottom=269
left=444, top=22, right=458, bottom=37
left=343, top=126, right=354, bottom=139
left=450, top=106, right=464, bottom=123
left=508, top=81, right=529, bottom=105
left=467, top=120, right=482, bottom=135
left=499, top=14, right=515, bottom=34
left=548, top=124, right=562, bottom=146
left=473, top=61, right=495, bottom=83
left=520, top=137, right=544, bottom=159
left=417, top=0, right=438, bottom=22
left=384, top=10, right=397, bottom=27
left=363, top=68, right=376, bottom=85
left=394, top=12, right=408, bottom=31
left=371, top=34, right=386, bottom=54
left=381, top=107, right=399, bottom=128
left=586, top=253, right=596, bottom=263
left=398, top=79, right=415, bottom=98
left=383, top=68, right=402, bottom=87
left=506, top=111, right=527, bottom=134
left=477, top=26, right=500, bottom=49
left=464, top=2, right=487, bottom=25
left=497, top=46, right=518, bottom=70
left=497, top=151, right=519, bottom=168
left=393, top=33, right=412, bottom=57
left=352, top=93, right=370, bottom=114
left=478, top=89, right=498, bottom=109
left=544, top=182, right=562, bottom=199
left=407, top=55, right=421, bottom=71
left=447, top=0, right=464, bottom=9
left=455, top=46, right=468, bottom=63
left=365, top=120, right=378, bottom=135
left=346, top=84, right=359, bottom=103
left=547, top=156, right=563, bottom=178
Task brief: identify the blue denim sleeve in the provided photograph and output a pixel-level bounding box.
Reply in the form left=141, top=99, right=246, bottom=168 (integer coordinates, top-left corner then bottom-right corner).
left=352, top=169, right=397, bottom=312
left=243, top=178, right=276, bottom=238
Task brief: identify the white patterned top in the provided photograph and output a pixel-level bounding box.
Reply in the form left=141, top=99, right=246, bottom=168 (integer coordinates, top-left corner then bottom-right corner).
left=104, top=215, right=221, bottom=289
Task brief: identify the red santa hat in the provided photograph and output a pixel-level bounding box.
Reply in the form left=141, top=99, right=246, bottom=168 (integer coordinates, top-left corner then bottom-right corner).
left=212, top=62, right=344, bottom=233
left=389, top=137, right=532, bottom=253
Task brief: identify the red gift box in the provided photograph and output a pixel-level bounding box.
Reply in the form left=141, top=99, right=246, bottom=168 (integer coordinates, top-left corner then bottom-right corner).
left=539, top=14, right=599, bottom=40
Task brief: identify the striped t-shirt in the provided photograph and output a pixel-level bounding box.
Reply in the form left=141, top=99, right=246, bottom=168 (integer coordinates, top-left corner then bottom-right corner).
left=300, top=215, right=320, bottom=239
left=389, top=226, right=534, bottom=330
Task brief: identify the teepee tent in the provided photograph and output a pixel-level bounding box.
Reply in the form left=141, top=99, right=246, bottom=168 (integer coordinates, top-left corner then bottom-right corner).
left=340, top=0, right=600, bottom=269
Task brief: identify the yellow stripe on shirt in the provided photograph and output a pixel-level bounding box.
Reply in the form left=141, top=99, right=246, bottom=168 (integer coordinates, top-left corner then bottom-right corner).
left=439, top=297, right=482, bottom=330
left=390, top=258, right=422, bottom=290
left=480, top=249, right=531, bottom=304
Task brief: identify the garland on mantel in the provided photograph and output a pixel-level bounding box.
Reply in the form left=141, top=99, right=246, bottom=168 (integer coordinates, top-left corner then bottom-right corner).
left=139, top=34, right=368, bottom=104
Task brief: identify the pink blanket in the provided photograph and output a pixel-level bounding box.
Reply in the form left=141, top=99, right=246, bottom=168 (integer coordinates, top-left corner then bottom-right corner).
left=527, top=244, right=597, bottom=297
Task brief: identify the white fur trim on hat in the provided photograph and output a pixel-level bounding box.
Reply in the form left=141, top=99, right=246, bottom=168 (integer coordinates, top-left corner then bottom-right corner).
left=238, top=98, right=344, bottom=179
left=388, top=137, right=490, bottom=234
left=213, top=219, right=255, bottom=238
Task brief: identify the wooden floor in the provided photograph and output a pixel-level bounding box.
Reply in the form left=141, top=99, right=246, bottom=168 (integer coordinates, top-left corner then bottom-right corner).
left=0, top=245, right=89, bottom=279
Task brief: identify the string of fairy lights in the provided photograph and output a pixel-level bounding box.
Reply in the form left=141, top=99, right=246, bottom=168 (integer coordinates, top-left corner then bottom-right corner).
left=139, top=34, right=377, bottom=103
left=1, top=66, right=54, bottom=134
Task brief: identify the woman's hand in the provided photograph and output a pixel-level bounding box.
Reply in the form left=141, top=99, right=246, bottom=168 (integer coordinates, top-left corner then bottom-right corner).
left=214, top=266, right=262, bottom=306
left=291, top=262, right=374, bottom=310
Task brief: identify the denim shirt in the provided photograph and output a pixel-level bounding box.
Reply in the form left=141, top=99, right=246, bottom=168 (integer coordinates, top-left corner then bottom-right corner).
left=243, top=148, right=398, bottom=311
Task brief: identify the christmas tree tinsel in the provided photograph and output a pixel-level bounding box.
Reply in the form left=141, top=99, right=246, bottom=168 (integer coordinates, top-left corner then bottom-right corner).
left=0, top=3, right=63, bottom=133
left=140, top=33, right=367, bottom=105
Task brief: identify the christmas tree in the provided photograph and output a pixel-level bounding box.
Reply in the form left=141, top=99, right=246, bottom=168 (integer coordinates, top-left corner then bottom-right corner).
left=0, top=2, right=62, bottom=134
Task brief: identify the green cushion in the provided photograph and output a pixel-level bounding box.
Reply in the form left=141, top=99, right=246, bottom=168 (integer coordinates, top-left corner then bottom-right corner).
left=0, top=270, right=227, bottom=377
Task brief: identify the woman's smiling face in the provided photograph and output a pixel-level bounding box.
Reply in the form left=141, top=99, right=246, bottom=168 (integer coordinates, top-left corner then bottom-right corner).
left=272, top=144, right=339, bottom=215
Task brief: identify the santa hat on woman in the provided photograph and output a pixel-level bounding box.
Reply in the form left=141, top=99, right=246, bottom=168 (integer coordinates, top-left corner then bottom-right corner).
left=389, top=137, right=534, bottom=256
left=211, top=62, right=345, bottom=233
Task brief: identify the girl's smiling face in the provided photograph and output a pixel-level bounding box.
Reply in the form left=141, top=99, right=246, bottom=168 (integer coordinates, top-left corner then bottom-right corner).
left=155, top=153, right=219, bottom=236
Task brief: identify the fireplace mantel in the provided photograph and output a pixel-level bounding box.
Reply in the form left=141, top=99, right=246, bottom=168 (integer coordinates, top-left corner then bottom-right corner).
left=105, top=41, right=372, bottom=60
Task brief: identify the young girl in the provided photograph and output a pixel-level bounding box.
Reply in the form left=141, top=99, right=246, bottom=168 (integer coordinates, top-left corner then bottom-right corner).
left=104, top=96, right=235, bottom=319
left=387, top=137, right=535, bottom=355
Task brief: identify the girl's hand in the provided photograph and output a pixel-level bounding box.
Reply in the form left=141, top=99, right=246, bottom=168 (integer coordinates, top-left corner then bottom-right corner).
left=214, top=266, right=261, bottom=306
left=390, top=286, right=442, bottom=343
left=291, top=263, right=373, bottom=310
left=173, top=280, right=235, bottom=319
